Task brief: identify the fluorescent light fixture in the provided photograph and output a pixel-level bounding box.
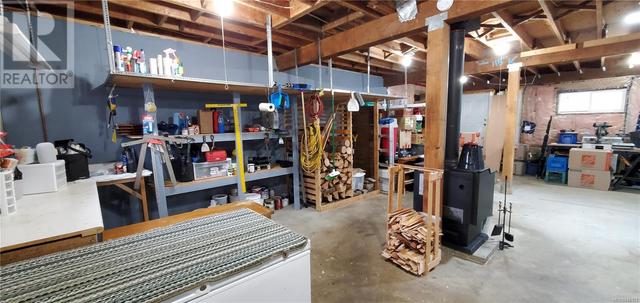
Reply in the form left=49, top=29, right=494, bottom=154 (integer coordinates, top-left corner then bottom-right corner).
left=624, top=10, right=640, bottom=25
left=628, top=52, right=640, bottom=68
left=214, top=0, right=234, bottom=17
left=459, top=75, right=468, bottom=84
left=401, top=54, right=413, bottom=67
left=492, top=42, right=511, bottom=56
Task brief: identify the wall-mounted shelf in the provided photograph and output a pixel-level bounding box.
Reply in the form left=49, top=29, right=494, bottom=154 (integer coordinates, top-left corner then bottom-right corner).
left=165, top=175, right=237, bottom=196
left=125, top=131, right=291, bottom=142
left=108, top=72, right=402, bottom=103
left=246, top=167, right=294, bottom=182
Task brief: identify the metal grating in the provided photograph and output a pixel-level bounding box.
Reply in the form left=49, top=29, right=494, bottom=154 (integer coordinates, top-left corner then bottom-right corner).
left=0, top=209, right=308, bottom=303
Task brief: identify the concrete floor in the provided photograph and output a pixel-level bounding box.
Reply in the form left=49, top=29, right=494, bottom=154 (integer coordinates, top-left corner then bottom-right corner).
left=273, top=176, right=640, bottom=303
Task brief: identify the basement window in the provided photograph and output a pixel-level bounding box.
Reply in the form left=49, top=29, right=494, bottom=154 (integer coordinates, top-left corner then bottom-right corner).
left=557, top=89, right=627, bottom=114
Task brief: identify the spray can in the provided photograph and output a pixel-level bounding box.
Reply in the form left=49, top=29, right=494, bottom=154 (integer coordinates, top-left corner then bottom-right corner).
left=113, top=45, right=124, bottom=72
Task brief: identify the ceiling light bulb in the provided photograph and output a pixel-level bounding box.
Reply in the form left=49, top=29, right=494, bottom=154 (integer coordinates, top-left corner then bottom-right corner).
left=624, top=10, right=640, bottom=24
left=459, top=75, right=468, bottom=84
left=628, top=52, right=640, bottom=67
left=215, top=0, right=234, bottom=17
left=492, top=42, right=511, bottom=56
left=401, top=54, right=413, bottom=67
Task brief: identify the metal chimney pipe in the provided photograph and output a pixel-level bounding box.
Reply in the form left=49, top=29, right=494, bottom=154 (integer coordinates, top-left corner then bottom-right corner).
left=444, top=27, right=466, bottom=170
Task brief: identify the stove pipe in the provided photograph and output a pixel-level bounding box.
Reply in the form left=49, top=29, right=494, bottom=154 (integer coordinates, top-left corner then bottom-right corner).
left=444, top=27, right=466, bottom=170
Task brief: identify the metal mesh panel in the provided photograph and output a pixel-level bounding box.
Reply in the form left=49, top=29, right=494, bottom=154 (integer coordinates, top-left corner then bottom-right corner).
left=1, top=209, right=308, bottom=303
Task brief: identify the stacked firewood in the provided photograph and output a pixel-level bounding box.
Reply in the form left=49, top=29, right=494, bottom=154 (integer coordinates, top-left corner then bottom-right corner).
left=319, top=139, right=354, bottom=202
left=382, top=208, right=436, bottom=276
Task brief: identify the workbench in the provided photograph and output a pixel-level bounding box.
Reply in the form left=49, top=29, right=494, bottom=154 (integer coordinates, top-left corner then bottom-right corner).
left=83, top=163, right=153, bottom=222
left=0, top=181, right=104, bottom=265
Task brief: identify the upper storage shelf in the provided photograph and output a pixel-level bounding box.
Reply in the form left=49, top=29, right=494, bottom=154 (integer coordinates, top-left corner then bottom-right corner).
left=107, top=72, right=402, bottom=102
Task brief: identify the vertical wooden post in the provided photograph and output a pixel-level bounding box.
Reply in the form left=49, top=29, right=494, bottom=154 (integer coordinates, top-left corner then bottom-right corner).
left=424, top=25, right=450, bottom=170
left=502, top=63, right=522, bottom=192
left=373, top=102, right=380, bottom=190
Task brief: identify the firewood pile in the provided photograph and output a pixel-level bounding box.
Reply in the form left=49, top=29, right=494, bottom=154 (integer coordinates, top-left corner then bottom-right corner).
left=319, top=139, right=354, bottom=202
left=382, top=208, right=437, bottom=276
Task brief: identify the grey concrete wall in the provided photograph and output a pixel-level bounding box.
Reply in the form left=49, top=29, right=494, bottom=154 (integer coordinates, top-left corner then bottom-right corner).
left=1, top=13, right=386, bottom=163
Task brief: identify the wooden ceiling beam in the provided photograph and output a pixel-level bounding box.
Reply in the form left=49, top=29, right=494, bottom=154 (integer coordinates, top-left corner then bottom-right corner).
left=63, top=2, right=259, bottom=50
left=596, top=0, right=606, bottom=70
left=164, top=0, right=267, bottom=28
left=322, top=11, right=365, bottom=32
left=491, top=10, right=534, bottom=50
left=233, top=0, right=291, bottom=18
left=538, top=0, right=583, bottom=73
left=335, top=1, right=383, bottom=18
left=110, top=0, right=302, bottom=47
left=276, top=0, right=515, bottom=70
left=395, top=37, right=427, bottom=52
left=465, top=33, right=640, bottom=74
left=464, top=37, right=487, bottom=60
left=339, top=53, right=404, bottom=72
left=273, top=0, right=329, bottom=29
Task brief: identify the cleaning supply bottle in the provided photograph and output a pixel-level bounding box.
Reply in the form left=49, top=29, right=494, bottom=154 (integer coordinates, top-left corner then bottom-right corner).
left=163, top=48, right=176, bottom=76
left=132, top=50, right=140, bottom=73
left=217, top=110, right=225, bottom=133
left=157, top=54, right=164, bottom=76
left=138, top=49, right=147, bottom=73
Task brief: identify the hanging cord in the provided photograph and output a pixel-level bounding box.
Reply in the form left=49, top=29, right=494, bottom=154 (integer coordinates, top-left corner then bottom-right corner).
left=220, top=15, right=229, bottom=89
left=23, top=0, right=48, bottom=141
left=300, top=93, right=324, bottom=173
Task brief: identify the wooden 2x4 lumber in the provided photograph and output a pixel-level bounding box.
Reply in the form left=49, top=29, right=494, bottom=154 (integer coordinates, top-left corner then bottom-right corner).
left=538, top=0, right=582, bottom=73
left=335, top=1, right=383, bottom=19
left=596, top=0, right=605, bottom=69
left=162, top=0, right=267, bottom=28
left=275, top=0, right=514, bottom=70
left=502, top=64, right=520, bottom=185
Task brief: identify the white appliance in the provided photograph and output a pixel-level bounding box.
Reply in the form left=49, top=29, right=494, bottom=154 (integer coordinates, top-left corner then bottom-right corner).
left=18, top=160, right=67, bottom=195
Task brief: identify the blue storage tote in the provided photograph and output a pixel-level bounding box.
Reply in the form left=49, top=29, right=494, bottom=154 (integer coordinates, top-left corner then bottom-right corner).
left=557, top=132, right=578, bottom=144
left=546, top=155, right=568, bottom=172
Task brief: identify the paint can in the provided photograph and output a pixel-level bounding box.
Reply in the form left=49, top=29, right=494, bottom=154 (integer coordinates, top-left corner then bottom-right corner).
left=274, top=196, right=282, bottom=210
left=282, top=197, right=289, bottom=207
left=211, top=194, right=228, bottom=206
left=263, top=198, right=275, bottom=210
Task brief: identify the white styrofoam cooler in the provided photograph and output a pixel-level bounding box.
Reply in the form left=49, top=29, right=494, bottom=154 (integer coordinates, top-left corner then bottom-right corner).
left=18, top=160, right=67, bottom=195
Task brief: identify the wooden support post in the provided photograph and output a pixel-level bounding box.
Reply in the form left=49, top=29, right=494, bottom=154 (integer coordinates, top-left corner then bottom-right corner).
left=501, top=63, right=521, bottom=193
left=373, top=101, right=380, bottom=190
left=424, top=25, right=450, bottom=169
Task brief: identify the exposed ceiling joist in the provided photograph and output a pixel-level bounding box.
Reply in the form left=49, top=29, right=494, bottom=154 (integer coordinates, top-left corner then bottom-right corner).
left=492, top=10, right=535, bottom=49
left=273, top=0, right=329, bottom=29
left=234, top=0, right=291, bottom=18
left=322, top=11, right=365, bottom=32
left=464, top=33, right=640, bottom=74
left=538, top=0, right=582, bottom=73
left=335, top=1, right=383, bottom=19
left=596, top=0, right=606, bottom=70
left=165, top=0, right=266, bottom=28
left=276, top=0, right=515, bottom=70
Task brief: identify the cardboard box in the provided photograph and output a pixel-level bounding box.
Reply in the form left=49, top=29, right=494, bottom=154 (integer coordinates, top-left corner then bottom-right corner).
left=411, top=133, right=424, bottom=145
left=198, top=110, right=214, bottom=134
left=399, top=130, right=412, bottom=149
left=568, top=169, right=611, bottom=191
left=568, top=148, right=612, bottom=171
left=398, top=116, right=416, bottom=131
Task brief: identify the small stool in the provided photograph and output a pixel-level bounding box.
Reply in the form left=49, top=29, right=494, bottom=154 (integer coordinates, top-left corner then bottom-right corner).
left=545, top=170, right=567, bottom=184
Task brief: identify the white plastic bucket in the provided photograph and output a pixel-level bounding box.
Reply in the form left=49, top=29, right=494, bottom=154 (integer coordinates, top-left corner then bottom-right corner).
left=352, top=172, right=366, bottom=190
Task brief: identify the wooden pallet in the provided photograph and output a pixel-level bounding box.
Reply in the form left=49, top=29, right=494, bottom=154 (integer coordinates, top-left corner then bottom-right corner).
left=383, top=164, right=443, bottom=275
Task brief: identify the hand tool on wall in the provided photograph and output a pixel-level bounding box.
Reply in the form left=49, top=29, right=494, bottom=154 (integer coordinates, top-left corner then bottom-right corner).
left=106, top=85, right=118, bottom=143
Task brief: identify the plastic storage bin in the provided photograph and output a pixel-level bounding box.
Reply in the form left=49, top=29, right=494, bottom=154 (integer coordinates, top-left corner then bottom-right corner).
left=546, top=155, right=568, bottom=172
left=352, top=171, right=366, bottom=191
left=192, top=161, right=229, bottom=180
left=18, top=160, right=67, bottom=195
left=558, top=132, right=578, bottom=144
left=0, top=169, right=17, bottom=216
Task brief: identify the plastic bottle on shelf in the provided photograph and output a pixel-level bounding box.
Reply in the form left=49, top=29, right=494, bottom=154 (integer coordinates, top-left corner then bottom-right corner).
left=113, top=45, right=124, bottom=72
left=217, top=111, right=225, bottom=133
left=157, top=54, right=164, bottom=76
left=138, top=49, right=147, bottom=73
